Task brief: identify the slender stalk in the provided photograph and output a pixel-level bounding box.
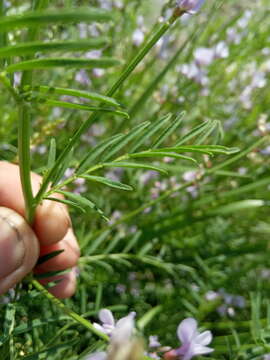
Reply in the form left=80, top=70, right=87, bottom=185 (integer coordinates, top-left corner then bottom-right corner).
left=106, top=14, right=178, bottom=97
left=0, top=1, right=6, bottom=68
left=17, top=0, right=51, bottom=224
left=34, top=12, right=180, bottom=208
left=18, top=102, right=34, bottom=223
left=0, top=73, right=34, bottom=223
left=31, top=279, right=109, bottom=341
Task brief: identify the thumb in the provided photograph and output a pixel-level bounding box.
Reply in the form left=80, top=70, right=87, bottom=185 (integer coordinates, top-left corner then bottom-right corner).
left=0, top=207, right=39, bottom=295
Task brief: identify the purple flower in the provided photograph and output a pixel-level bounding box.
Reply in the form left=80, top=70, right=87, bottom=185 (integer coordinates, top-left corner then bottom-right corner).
left=86, top=352, right=107, bottom=360
left=165, top=318, right=213, bottom=360
left=87, top=310, right=137, bottom=360
left=93, top=309, right=136, bottom=341
left=176, top=0, right=206, bottom=13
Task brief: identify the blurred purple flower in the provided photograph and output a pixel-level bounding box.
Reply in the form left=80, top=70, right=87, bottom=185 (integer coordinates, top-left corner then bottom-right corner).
left=149, top=335, right=161, bottom=348
left=88, top=309, right=136, bottom=360
left=165, top=318, right=213, bottom=360
left=86, top=352, right=107, bottom=360
left=176, top=0, right=205, bottom=13
left=93, top=309, right=136, bottom=341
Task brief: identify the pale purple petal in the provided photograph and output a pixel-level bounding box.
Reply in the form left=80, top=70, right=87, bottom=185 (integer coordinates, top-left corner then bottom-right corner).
left=192, top=344, right=214, bottom=356
left=99, top=309, right=115, bottom=326
left=195, top=330, right=213, bottom=345
left=112, top=312, right=135, bottom=344
left=86, top=351, right=107, bottom=360
left=193, top=0, right=205, bottom=12
left=93, top=323, right=106, bottom=334
left=176, top=0, right=206, bottom=13
left=177, top=318, right=198, bottom=343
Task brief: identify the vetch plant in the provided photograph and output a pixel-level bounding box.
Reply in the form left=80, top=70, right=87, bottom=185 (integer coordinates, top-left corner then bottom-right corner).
left=0, top=0, right=270, bottom=359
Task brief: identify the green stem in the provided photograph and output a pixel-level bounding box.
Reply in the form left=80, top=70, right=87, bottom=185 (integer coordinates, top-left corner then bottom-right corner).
left=18, top=102, right=34, bottom=223
left=31, top=279, right=109, bottom=341
left=106, top=14, right=178, bottom=97
left=17, top=0, right=51, bottom=224
left=0, top=1, right=5, bottom=68
left=34, top=13, right=180, bottom=209
left=128, top=35, right=193, bottom=120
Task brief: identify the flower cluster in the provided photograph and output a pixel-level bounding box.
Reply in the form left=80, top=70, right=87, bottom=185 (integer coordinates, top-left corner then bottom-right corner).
left=87, top=310, right=213, bottom=360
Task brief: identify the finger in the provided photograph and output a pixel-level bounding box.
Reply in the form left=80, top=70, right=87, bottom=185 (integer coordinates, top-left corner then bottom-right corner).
left=38, top=267, right=77, bottom=299
left=35, top=228, right=80, bottom=272
left=0, top=161, right=71, bottom=245
left=0, top=207, right=39, bottom=295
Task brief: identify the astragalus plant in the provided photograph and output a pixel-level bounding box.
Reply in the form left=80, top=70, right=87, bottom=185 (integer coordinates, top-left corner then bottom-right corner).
left=0, top=0, right=270, bottom=359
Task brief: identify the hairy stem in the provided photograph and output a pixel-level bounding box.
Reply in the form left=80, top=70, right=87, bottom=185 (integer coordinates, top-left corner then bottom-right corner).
left=18, top=102, right=34, bottom=223
left=31, top=279, right=109, bottom=341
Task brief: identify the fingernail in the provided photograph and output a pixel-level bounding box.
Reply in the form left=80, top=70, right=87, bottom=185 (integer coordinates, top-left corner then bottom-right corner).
left=0, top=214, right=25, bottom=278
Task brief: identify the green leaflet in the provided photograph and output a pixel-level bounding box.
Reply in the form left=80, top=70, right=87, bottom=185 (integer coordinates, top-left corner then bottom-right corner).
left=195, top=120, right=219, bottom=145
left=77, top=134, right=125, bottom=174
left=6, top=57, right=121, bottom=72
left=176, top=120, right=216, bottom=146
left=153, top=145, right=239, bottom=156
left=55, top=190, right=108, bottom=221
left=137, top=306, right=162, bottom=330
left=24, top=85, right=120, bottom=107
left=129, top=113, right=173, bottom=153
left=207, top=200, right=266, bottom=216
left=80, top=175, right=133, bottom=191
left=130, top=151, right=197, bottom=163
left=0, top=8, right=113, bottom=32
left=46, top=138, right=56, bottom=170
left=0, top=38, right=108, bottom=57
left=50, top=147, right=74, bottom=187
left=37, top=249, right=65, bottom=265
left=35, top=268, right=71, bottom=279
left=45, top=197, right=86, bottom=214
left=27, top=97, right=129, bottom=118
left=102, top=161, right=168, bottom=174
left=101, top=121, right=150, bottom=162
left=151, top=112, right=185, bottom=148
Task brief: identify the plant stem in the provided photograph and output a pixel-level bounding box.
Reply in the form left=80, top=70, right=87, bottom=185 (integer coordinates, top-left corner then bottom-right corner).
left=16, top=0, right=51, bottom=224
left=18, top=102, right=34, bottom=223
left=34, top=13, right=180, bottom=209
left=106, top=14, right=178, bottom=97
left=31, top=279, right=109, bottom=341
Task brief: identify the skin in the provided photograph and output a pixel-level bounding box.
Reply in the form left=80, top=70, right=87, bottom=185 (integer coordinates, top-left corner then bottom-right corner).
left=0, top=161, right=80, bottom=298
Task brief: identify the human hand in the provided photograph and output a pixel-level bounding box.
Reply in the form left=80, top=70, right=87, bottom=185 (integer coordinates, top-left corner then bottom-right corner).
left=0, top=161, right=80, bottom=299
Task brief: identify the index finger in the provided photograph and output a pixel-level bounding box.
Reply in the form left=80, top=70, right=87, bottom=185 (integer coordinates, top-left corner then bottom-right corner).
left=0, top=161, right=70, bottom=245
